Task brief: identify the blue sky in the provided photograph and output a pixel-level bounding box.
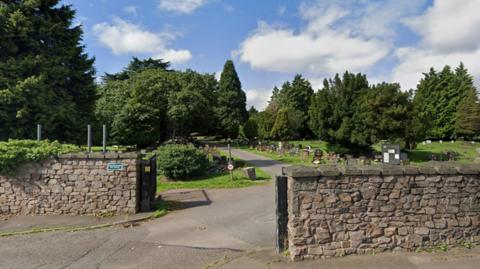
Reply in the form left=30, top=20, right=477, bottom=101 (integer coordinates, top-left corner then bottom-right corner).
left=62, top=0, right=480, bottom=110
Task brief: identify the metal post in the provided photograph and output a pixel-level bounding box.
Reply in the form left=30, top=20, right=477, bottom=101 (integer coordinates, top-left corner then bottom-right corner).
left=229, top=144, right=233, bottom=181
left=37, top=125, right=42, bottom=141
left=88, top=125, right=92, bottom=153
left=103, top=125, right=107, bottom=153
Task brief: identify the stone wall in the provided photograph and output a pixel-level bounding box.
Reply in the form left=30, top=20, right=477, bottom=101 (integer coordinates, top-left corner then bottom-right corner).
left=284, top=161, right=480, bottom=261
left=0, top=152, right=144, bottom=215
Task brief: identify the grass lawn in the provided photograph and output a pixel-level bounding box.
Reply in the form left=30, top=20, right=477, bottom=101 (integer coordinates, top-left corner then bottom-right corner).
left=217, top=139, right=479, bottom=166
left=156, top=148, right=271, bottom=193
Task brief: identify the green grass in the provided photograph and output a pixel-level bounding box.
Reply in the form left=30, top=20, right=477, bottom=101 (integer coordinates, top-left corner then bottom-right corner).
left=151, top=200, right=185, bottom=218
left=219, top=139, right=479, bottom=166
left=156, top=149, right=271, bottom=193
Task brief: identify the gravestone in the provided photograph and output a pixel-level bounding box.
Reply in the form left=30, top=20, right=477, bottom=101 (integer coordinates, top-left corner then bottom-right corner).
left=242, top=167, right=256, bottom=180
left=219, top=159, right=227, bottom=166
left=220, top=156, right=227, bottom=161
left=475, top=148, right=480, bottom=163
left=426, top=140, right=432, bottom=144
left=346, top=159, right=358, bottom=166
left=280, top=150, right=285, bottom=157
left=423, top=141, right=426, bottom=145
left=312, top=149, right=323, bottom=163
left=288, top=152, right=296, bottom=157
left=141, top=149, right=147, bottom=154
left=298, top=144, right=302, bottom=149
left=439, top=140, right=443, bottom=144
left=211, top=150, right=220, bottom=158
left=359, top=156, right=366, bottom=163
left=428, top=155, right=438, bottom=161
left=345, top=154, right=353, bottom=159
left=212, top=156, right=220, bottom=163
left=301, top=151, right=309, bottom=158
left=402, top=159, right=410, bottom=165
left=198, top=146, right=203, bottom=150
left=364, top=159, right=372, bottom=165
left=400, top=152, right=408, bottom=161
left=249, top=145, right=254, bottom=150
left=374, top=154, right=382, bottom=162
left=228, top=157, right=234, bottom=164
left=236, top=161, right=245, bottom=168
left=451, top=140, right=454, bottom=143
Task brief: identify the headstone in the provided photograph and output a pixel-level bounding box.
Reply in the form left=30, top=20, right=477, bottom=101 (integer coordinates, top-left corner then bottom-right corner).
left=288, top=152, right=296, bottom=157
left=439, top=140, right=443, bottom=144
left=426, top=140, right=432, bottom=144
left=364, top=159, right=371, bottom=165
left=249, top=145, right=254, bottom=150
left=423, top=141, right=426, bottom=145
left=242, top=167, right=256, bottom=180
left=402, top=159, right=410, bottom=165
left=451, top=140, right=454, bottom=143
left=212, top=156, right=220, bottom=163
left=345, top=154, right=353, bottom=159
left=220, top=156, right=227, bottom=161
left=346, top=159, right=357, bottom=166
left=203, top=148, right=209, bottom=156
left=359, top=156, right=366, bottom=163
left=374, top=154, right=382, bottom=162
left=219, top=159, right=227, bottom=166
left=280, top=150, right=285, bottom=157
left=298, top=144, right=302, bottom=149
left=141, top=149, right=147, bottom=154
left=400, top=152, right=408, bottom=161
left=236, top=161, right=245, bottom=168
left=314, top=149, right=323, bottom=157
left=211, top=150, right=220, bottom=158
left=427, top=155, right=438, bottom=161
left=301, top=151, right=309, bottom=158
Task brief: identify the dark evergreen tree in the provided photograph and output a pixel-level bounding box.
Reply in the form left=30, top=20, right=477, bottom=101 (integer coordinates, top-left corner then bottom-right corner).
left=243, top=117, right=259, bottom=140
left=0, top=0, right=97, bottom=143
left=103, top=57, right=171, bottom=81
left=271, top=108, right=292, bottom=142
left=216, top=60, right=248, bottom=137
left=248, top=106, right=258, bottom=118
left=455, top=88, right=480, bottom=140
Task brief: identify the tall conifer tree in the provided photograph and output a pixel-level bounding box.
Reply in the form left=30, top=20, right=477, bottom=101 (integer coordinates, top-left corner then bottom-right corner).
left=216, top=60, right=248, bottom=137
left=0, top=0, right=97, bottom=143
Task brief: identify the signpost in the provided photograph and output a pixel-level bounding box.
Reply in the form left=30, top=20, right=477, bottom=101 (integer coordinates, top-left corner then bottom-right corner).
left=107, top=163, right=123, bottom=170
left=227, top=164, right=234, bottom=170
left=228, top=143, right=233, bottom=181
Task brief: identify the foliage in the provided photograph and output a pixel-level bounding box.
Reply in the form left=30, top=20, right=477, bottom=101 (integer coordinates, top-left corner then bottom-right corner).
left=455, top=88, right=480, bottom=140
left=228, top=122, right=239, bottom=139
left=271, top=109, right=293, bottom=141
left=248, top=106, right=258, bottom=118
left=257, top=99, right=280, bottom=139
left=0, top=140, right=78, bottom=176
left=103, top=57, right=171, bottom=81
left=309, top=72, right=370, bottom=155
left=415, top=63, right=474, bottom=139
left=156, top=144, right=209, bottom=180
left=243, top=118, right=259, bottom=139
left=215, top=60, right=248, bottom=137
left=151, top=200, right=184, bottom=219
left=0, top=0, right=97, bottom=144
left=286, top=107, right=304, bottom=138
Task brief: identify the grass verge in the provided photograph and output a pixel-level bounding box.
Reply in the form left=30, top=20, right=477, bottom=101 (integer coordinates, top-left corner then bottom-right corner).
left=151, top=200, right=185, bottom=218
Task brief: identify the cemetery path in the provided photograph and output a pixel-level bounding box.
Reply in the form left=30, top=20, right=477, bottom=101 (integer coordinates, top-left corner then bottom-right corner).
left=142, top=140, right=290, bottom=250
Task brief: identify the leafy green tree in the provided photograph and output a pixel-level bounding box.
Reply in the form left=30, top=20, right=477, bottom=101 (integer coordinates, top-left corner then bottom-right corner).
left=216, top=60, right=248, bottom=137
left=257, top=99, right=280, bottom=139
left=228, top=122, right=239, bottom=139
left=455, top=88, right=480, bottom=140
left=103, top=57, right=171, bottom=81
left=243, top=117, right=259, bottom=140
left=309, top=72, right=369, bottom=155
left=415, top=63, right=474, bottom=139
left=271, top=109, right=293, bottom=142
left=248, top=106, right=258, bottom=118
left=0, top=0, right=97, bottom=143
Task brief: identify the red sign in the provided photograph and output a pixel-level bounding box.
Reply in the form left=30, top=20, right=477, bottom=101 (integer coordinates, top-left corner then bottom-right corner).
left=227, top=164, right=234, bottom=170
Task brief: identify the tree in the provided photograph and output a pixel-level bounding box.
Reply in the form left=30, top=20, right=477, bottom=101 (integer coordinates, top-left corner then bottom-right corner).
left=258, top=99, right=280, bottom=139
left=248, top=106, right=258, bottom=118
left=415, top=63, right=474, bottom=139
left=215, top=60, right=248, bottom=137
left=0, top=0, right=97, bottom=143
left=455, top=88, right=480, bottom=140
left=243, top=117, right=259, bottom=140
left=309, top=72, right=370, bottom=155
left=103, top=57, right=171, bottom=81
left=229, top=122, right=239, bottom=139
left=271, top=109, right=293, bottom=142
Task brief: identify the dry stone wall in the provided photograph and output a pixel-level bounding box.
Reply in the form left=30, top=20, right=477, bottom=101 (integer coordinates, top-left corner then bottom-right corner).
left=0, top=152, right=144, bottom=215
left=284, top=161, right=480, bottom=261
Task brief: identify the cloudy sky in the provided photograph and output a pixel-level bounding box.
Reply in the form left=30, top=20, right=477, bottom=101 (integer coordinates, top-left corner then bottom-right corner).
left=63, top=0, right=480, bottom=110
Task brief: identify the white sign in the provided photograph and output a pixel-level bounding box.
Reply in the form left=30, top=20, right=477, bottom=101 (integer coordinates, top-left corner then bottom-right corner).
left=384, top=153, right=389, bottom=163
left=227, top=164, right=234, bottom=170
left=394, top=154, right=400, bottom=160
left=388, top=149, right=395, bottom=154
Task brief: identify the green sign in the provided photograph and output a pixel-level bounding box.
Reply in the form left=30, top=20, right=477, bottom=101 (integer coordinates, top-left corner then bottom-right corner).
left=107, top=163, right=123, bottom=170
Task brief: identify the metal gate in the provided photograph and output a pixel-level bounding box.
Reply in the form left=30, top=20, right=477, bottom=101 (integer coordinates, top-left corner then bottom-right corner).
left=141, top=154, right=157, bottom=211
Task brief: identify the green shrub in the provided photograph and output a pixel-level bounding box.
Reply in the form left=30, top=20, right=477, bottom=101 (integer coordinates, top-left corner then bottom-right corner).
left=229, top=122, right=239, bottom=139
left=156, top=144, right=209, bottom=180
left=243, top=117, right=258, bottom=140
left=0, top=139, right=78, bottom=176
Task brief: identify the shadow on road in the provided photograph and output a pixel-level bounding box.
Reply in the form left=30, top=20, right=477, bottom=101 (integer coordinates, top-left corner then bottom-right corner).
left=158, top=189, right=213, bottom=209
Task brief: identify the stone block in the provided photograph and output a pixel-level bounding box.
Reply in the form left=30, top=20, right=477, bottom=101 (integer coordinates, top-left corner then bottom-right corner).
left=284, top=165, right=321, bottom=177
left=242, top=167, right=256, bottom=180
left=316, top=166, right=340, bottom=177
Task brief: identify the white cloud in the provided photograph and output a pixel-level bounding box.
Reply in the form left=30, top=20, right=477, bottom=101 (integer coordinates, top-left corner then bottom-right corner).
left=74, top=16, right=88, bottom=27
left=403, top=0, right=480, bottom=53
left=214, top=70, right=222, bottom=81
left=233, top=0, right=426, bottom=76
left=124, top=6, right=139, bottom=16
left=245, top=89, right=272, bottom=111
left=277, top=4, right=285, bottom=15
left=92, top=17, right=192, bottom=64
left=390, top=0, right=480, bottom=91
left=158, top=0, right=210, bottom=15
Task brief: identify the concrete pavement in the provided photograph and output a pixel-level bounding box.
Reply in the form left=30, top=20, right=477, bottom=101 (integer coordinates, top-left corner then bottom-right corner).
left=1, top=141, right=480, bottom=268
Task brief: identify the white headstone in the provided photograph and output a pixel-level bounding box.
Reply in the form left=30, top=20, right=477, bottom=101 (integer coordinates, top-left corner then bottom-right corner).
left=426, top=140, right=432, bottom=144
left=423, top=141, right=426, bottom=145
left=451, top=140, right=454, bottom=143
left=439, top=140, right=442, bottom=143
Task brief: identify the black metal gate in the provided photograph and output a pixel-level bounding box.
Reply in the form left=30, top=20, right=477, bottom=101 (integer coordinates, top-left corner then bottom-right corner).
left=141, top=154, right=157, bottom=211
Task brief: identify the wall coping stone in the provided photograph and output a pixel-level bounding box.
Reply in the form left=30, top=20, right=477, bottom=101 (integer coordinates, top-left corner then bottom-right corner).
left=58, top=152, right=145, bottom=159
left=284, top=165, right=320, bottom=177
left=285, top=161, right=480, bottom=176
left=316, top=165, right=341, bottom=177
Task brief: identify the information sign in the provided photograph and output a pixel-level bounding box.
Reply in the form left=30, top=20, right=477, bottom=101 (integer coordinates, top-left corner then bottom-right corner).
left=107, top=163, right=123, bottom=170
left=381, top=144, right=401, bottom=165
